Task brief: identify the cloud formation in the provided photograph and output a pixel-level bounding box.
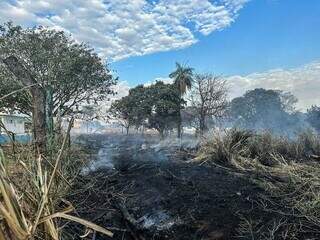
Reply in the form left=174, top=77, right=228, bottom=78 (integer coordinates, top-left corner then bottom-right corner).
left=227, top=61, right=320, bottom=110
left=0, top=0, right=248, bottom=61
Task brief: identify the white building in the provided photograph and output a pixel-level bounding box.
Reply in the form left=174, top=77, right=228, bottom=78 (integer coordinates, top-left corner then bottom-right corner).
left=0, top=113, right=31, bottom=134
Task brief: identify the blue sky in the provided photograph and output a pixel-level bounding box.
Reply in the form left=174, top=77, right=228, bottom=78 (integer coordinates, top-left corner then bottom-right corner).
left=112, top=0, right=320, bottom=86
left=0, top=0, right=319, bottom=108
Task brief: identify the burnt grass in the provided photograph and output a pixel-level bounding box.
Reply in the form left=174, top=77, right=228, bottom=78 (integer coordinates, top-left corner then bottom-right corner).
left=65, top=134, right=270, bottom=240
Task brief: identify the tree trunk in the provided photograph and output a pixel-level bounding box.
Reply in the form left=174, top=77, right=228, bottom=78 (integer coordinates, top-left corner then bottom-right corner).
left=199, top=114, right=206, bottom=136
left=177, top=113, right=182, bottom=139
left=177, top=93, right=182, bottom=139
left=32, top=87, right=46, bottom=153
left=45, top=85, right=54, bottom=152
left=126, top=126, right=130, bottom=135
left=2, top=56, right=46, bottom=154
left=159, top=129, right=165, bottom=140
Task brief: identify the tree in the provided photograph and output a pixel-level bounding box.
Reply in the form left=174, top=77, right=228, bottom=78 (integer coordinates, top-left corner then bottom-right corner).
left=109, top=85, right=151, bottom=134
left=110, top=82, right=182, bottom=138
left=229, top=88, right=298, bottom=134
left=169, top=62, right=193, bottom=138
left=110, top=96, right=133, bottom=135
left=307, top=105, right=320, bottom=133
left=127, top=85, right=152, bottom=129
left=1, top=56, right=47, bottom=152
left=147, top=82, right=182, bottom=138
left=0, top=23, right=115, bottom=150
left=189, top=73, right=228, bottom=135
left=0, top=23, right=115, bottom=116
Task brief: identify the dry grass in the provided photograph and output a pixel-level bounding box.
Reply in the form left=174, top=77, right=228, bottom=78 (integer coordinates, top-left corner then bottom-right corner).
left=196, top=129, right=320, bottom=166
left=196, top=128, right=320, bottom=239
left=0, top=124, right=113, bottom=239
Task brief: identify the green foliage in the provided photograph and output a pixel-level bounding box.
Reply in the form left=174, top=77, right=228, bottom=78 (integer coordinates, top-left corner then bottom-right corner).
left=169, top=62, right=194, bottom=95
left=110, top=85, right=151, bottom=133
left=229, top=88, right=300, bottom=134
left=110, top=81, right=183, bottom=136
left=0, top=22, right=116, bottom=116
left=147, top=81, right=182, bottom=136
left=0, top=70, right=32, bottom=114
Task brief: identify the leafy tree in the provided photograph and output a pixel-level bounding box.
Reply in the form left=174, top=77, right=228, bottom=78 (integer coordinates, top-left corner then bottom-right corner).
left=110, top=82, right=182, bottom=138
left=307, top=105, right=320, bottom=133
left=128, top=85, right=152, bottom=128
left=0, top=23, right=115, bottom=116
left=110, top=96, right=134, bottom=135
left=169, top=62, right=193, bottom=138
left=147, top=82, right=182, bottom=138
left=0, top=23, right=115, bottom=150
left=229, top=88, right=298, bottom=134
left=110, top=85, right=152, bottom=134
left=189, top=73, right=228, bottom=135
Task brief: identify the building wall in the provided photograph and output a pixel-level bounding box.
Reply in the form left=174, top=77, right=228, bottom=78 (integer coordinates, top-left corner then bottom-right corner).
left=0, top=115, right=26, bottom=134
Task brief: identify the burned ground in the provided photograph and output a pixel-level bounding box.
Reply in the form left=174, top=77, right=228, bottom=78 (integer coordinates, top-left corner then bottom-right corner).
left=65, top=134, right=269, bottom=240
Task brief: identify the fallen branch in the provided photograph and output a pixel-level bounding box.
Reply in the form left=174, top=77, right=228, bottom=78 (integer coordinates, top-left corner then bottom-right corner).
left=115, top=201, right=145, bottom=240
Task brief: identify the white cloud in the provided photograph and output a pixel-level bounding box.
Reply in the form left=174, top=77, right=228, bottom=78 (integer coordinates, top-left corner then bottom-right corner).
left=144, top=77, right=173, bottom=87
left=0, top=0, right=249, bottom=61
left=227, top=62, right=320, bottom=110
left=111, top=81, right=130, bottom=100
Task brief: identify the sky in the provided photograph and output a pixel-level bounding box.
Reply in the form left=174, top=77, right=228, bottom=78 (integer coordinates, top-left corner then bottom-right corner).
left=0, top=0, right=319, bottom=110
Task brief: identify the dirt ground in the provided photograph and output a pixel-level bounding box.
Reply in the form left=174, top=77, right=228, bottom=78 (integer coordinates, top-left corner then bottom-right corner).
left=66, top=134, right=268, bottom=240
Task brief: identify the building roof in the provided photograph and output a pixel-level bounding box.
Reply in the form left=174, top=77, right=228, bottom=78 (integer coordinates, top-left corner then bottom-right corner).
left=0, top=113, right=31, bottom=120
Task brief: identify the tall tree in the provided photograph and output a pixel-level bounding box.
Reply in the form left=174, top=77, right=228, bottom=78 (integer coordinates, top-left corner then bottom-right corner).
left=2, top=56, right=46, bottom=152
left=147, top=82, right=182, bottom=138
left=110, top=82, right=182, bottom=138
left=0, top=23, right=115, bottom=151
left=0, top=23, right=115, bottom=117
left=189, top=73, right=228, bottom=135
left=110, top=96, right=134, bottom=135
left=169, top=62, right=193, bottom=138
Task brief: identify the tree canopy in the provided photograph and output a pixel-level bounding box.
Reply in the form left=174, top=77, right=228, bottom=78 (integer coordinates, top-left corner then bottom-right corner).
left=147, top=82, right=182, bottom=137
left=189, top=73, right=228, bottom=135
left=0, top=22, right=116, bottom=116
left=229, top=88, right=299, bottom=134
left=169, top=62, right=193, bottom=95
left=110, top=81, right=182, bottom=137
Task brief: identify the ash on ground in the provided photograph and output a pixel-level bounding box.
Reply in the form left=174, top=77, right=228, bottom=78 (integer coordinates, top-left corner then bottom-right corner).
left=67, top=134, right=265, bottom=240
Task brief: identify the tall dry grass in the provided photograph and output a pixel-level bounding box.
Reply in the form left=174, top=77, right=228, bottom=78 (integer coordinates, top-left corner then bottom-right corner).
left=196, top=128, right=320, bottom=167
left=0, top=122, right=113, bottom=239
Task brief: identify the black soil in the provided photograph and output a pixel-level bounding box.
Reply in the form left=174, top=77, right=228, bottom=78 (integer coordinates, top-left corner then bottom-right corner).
left=66, top=134, right=268, bottom=240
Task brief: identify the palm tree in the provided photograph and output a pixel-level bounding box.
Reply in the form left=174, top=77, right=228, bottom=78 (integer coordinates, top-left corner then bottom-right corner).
left=169, top=62, right=193, bottom=138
